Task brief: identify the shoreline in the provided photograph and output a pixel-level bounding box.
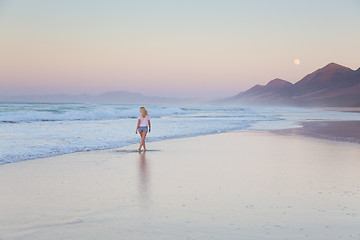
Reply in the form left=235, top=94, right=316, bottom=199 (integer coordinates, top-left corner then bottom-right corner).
left=1, top=119, right=359, bottom=166
left=271, top=120, right=360, bottom=145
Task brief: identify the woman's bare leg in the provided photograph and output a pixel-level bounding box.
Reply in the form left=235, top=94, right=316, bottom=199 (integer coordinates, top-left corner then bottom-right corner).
left=142, top=132, right=147, bottom=151
left=138, top=132, right=144, bottom=151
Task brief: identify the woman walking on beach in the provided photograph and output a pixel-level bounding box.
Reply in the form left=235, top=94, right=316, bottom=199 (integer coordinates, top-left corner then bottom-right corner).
left=136, top=107, right=151, bottom=152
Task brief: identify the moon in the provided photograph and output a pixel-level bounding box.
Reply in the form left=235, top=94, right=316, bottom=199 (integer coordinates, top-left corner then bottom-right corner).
left=294, top=58, right=300, bottom=65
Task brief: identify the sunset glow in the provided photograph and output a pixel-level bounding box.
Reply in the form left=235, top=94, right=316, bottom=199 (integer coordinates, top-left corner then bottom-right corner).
left=0, top=0, right=359, bottom=98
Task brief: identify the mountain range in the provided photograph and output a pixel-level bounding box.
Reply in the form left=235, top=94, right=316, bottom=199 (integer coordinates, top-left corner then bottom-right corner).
left=219, top=63, right=360, bottom=107
left=1, top=62, right=359, bottom=107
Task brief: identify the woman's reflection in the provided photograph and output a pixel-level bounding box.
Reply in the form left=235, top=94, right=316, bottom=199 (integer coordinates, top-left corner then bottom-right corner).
left=138, top=151, right=151, bottom=208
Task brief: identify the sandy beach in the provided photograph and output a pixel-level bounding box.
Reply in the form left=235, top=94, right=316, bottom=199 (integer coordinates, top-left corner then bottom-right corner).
left=1, top=130, right=360, bottom=240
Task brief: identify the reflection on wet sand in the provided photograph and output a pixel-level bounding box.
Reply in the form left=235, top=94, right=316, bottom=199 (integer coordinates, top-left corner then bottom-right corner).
left=138, top=151, right=151, bottom=208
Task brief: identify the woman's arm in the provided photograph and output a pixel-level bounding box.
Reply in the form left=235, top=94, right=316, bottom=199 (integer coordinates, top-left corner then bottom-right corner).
left=136, top=119, right=140, bottom=133
left=148, top=120, right=151, bottom=132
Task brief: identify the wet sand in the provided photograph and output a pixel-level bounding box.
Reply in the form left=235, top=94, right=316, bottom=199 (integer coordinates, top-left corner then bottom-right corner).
left=272, top=121, right=360, bottom=144
left=1, top=131, right=360, bottom=239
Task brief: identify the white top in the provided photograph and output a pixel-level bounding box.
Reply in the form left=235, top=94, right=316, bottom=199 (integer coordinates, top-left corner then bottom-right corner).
left=138, top=114, right=150, bottom=127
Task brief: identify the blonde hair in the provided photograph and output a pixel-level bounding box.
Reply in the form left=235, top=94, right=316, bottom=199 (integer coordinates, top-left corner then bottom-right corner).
left=140, top=107, right=148, bottom=118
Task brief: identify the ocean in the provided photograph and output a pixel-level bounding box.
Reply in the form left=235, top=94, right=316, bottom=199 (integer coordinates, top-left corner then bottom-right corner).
left=1, top=102, right=359, bottom=165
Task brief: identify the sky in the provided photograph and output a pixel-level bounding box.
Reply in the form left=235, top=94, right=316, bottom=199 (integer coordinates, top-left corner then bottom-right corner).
left=0, top=0, right=359, bottom=99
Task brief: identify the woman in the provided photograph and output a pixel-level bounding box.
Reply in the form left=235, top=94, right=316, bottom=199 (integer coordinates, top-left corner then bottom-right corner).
left=136, top=107, right=151, bottom=152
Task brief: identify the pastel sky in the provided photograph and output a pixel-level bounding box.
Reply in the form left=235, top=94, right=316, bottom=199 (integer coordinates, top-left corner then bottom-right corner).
left=0, top=0, right=359, bottom=98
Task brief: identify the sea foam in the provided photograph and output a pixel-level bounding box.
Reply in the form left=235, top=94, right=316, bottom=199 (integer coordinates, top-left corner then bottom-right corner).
left=1, top=103, right=359, bottom=164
